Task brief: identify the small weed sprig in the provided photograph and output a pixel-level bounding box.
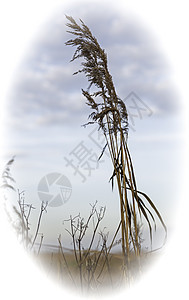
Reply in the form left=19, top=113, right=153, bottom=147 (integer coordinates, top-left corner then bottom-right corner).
left=1, top=157, right=47, bottom=252
left=63, top=202, right=111, bottom=291
left=0, top=156, right=15, bottom=191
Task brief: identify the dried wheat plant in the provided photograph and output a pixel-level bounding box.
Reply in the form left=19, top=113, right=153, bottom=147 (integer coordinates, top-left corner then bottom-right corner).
left=65, top=16, right=166, bottom=270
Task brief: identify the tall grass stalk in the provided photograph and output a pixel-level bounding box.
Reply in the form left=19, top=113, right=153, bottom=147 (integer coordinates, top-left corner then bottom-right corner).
left=65, top=16, right=167, bottom=269
left=31, top=201, right=48, bottom=250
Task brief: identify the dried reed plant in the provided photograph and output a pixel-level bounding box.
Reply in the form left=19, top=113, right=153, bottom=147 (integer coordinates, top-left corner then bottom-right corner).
left=1, top=156, right=15, bottom=191
left=65, top=16, right=167, bottom=270
left=63, top=202, right=109, bottom=291
left=1, top=157, right=47, bottom=251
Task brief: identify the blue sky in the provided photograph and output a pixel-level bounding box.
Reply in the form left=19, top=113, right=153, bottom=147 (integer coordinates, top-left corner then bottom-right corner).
left=1, top=2, right=184, bottom=250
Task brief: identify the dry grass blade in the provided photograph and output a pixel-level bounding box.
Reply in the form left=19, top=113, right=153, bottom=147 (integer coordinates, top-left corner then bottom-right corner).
left=58, top=235, right=76, bottom=286
left=136, top=190, right=167, bottom=239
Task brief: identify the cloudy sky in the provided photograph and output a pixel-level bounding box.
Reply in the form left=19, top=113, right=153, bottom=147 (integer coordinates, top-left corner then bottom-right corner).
left=1, top=1, right=184, bottom=249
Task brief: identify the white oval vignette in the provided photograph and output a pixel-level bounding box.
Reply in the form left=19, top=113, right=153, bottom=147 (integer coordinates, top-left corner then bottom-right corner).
left=0, top=1, right=188, bottom=300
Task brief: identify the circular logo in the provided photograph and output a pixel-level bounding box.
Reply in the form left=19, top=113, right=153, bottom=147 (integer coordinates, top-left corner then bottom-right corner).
left=37, top=173, right=72, bottom=207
